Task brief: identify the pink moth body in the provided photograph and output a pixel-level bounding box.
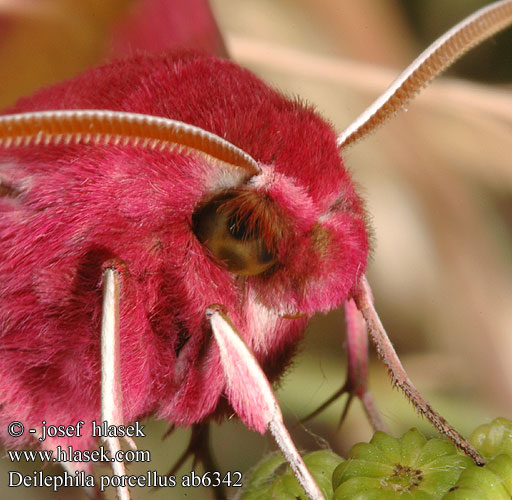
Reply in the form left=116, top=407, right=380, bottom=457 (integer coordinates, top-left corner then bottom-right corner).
left=0, top=51, right=368, bottom=451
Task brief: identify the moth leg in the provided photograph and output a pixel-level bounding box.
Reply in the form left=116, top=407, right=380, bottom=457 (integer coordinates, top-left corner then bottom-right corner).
left=301, top=299, right=386, bottom=432
left=343, top=299, right=386, bottom=431
left=35, top=430, right=105, bottom=500
left=101, top=267, right=136, bottom=500
left=353, top=275, right=486, bottom=465
left=206, top=305, right=326, bottom=500
left=164, top=423, right=226, bottom=500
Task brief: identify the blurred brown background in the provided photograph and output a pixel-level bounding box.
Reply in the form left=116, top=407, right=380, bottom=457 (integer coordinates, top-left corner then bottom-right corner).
left=0, top=0, right=511, bottom=498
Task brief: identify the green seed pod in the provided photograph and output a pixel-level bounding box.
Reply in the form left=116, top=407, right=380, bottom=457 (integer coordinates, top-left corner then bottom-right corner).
left=333, top=429, right=472, bottom=500
left=470, top=418, right=512, bottom=459
left=486, top=453, right=512, bottom=494
left=241, top=449, right=343, bottom=500
left=486, top=455, right=512, bottom=495
left=441, top=459, right=511, bottom=500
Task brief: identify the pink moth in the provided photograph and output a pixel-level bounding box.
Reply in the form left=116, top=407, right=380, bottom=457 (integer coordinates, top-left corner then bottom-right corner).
left=0, top=1, right=512, bottom=499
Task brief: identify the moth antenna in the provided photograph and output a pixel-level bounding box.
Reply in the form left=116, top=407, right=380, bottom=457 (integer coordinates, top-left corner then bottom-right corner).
left=101, top=267, right=134, bottom=500
left=0, top=109, right=259, bottom=178
left=206, top=305, right=326, bottom=500
left=353, top=276, right=486, bottom=466
left=338, top=0, right=512, bottom=148
left=300, top=299, right=386, bottom=432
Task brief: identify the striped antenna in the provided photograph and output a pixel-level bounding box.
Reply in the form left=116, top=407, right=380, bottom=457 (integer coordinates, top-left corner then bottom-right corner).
left=338, top=0, right=512, bottom=148
left=0, top=109, right=260, bottom=177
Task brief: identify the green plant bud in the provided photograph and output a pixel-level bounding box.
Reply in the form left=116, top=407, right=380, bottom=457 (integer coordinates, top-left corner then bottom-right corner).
left=486, top=454, right=512, bottom=494
left=333, top=429, right=472, bottom=500
left=241, top=449, right=343, bottom=500
left=441, top=461, right=511, bottom=500
left=470, top=418, right=512, bottom=459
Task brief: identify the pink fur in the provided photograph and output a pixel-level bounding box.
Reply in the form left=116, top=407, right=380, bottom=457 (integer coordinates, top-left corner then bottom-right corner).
left=0, top=51, right=368, bottom=450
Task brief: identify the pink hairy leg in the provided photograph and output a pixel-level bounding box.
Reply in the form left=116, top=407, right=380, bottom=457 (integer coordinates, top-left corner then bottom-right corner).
left=206, top=305, right=326, bottom=500
left=301, top=299, right=386, bottom=432
left=342, top=299, right=385, bottom=431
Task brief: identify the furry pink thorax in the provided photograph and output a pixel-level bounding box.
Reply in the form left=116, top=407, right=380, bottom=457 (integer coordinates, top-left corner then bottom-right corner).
left=0, top=51, right=368, bottom=450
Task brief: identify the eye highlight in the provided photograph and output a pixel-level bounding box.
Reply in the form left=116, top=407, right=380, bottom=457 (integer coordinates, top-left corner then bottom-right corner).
left=192, top=192, right=277, bottom=276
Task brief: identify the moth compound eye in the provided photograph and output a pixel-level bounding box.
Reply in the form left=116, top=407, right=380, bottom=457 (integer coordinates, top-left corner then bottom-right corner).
left=192, top=193, right=277, bottom=276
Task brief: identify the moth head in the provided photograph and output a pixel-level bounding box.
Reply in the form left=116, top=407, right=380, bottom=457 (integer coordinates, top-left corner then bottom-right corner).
left=165, top=54, right=372, bottom=316
left=192, top=161, right=369, bottom=318
left=0, top=52, right=369, bottom=318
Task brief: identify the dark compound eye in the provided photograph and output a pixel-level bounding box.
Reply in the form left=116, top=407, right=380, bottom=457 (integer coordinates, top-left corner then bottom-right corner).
left=192, top=192, right=277, bottom=276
